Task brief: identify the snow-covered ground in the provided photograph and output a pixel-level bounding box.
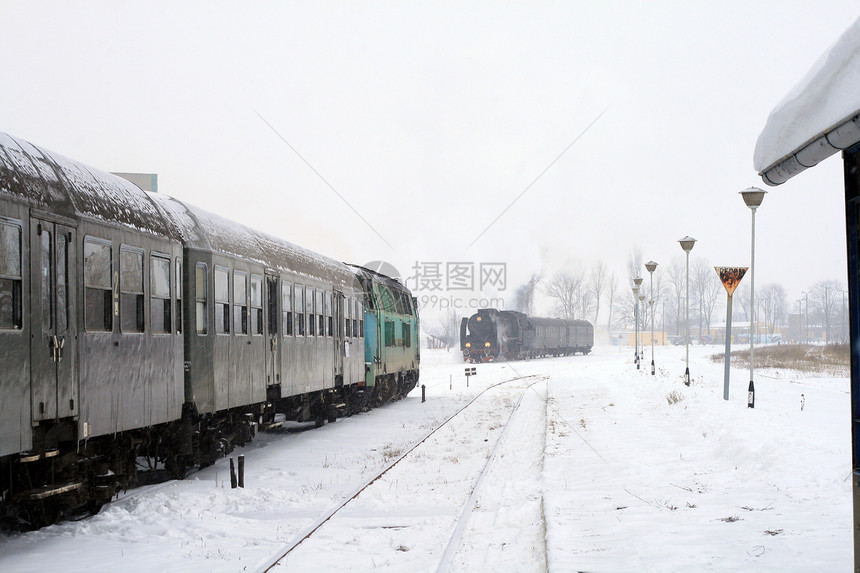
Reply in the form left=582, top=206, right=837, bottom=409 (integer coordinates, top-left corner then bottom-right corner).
left=0, top=345, right=851, bottom=571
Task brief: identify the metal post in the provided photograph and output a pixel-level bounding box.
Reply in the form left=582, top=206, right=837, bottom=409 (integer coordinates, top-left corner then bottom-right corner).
left=634, top=297, right=639, bottom=367
left=638, top=294, right=646, bottom=363
left=741, top=187, right=765, bottom=409
left=645, top=262, right=658, bottom=375
left=723, top=293, right=733, bottom=401
left=238, top=454, right=245, bottom=488
left=716, top=266, right=748, bottom=402
left=633, top=278, right=643, bottom=368
left=749, top=205, right=756, bottom=407
left=230, top=457, right=237, bottom=489
left=685, top=248, right=691, bottom=384
left=421, top=384, right=426, bottom=403
left=840, top=146, right=860, bottom=573
left=679, top=237, right=696, bottom=386
left=649, top=299, right=655, bottom=374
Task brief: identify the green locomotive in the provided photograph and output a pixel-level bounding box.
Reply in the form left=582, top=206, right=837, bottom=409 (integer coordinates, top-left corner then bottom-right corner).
left=351, top=266, right=420, bottom=404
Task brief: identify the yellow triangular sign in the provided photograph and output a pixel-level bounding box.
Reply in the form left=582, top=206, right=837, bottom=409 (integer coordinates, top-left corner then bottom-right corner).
left=714, top=266, right=748, bottom=296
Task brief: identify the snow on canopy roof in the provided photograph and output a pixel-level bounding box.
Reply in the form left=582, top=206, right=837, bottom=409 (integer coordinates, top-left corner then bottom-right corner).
left=0, top=131, right=179, bottom=239
left=754, top=17, right=860, bottom=186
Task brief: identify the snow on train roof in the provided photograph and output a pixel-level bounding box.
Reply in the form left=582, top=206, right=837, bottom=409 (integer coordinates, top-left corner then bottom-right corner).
left=754, top=17, right=860, bottom=185
left=0, top=131, right=178, bottom=238
left=526, top=316, right=592, bottom=328
left=151, top=193, right=356, bottom=285
left=0, top=131, right=355, bottom=286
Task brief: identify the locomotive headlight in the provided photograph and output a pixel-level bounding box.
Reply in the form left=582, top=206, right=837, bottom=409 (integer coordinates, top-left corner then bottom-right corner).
left=476, top=316, right=481, bottom=321
left=465, top=342, right=471, bottom=348
left=485, top=342, right=491, bottom=348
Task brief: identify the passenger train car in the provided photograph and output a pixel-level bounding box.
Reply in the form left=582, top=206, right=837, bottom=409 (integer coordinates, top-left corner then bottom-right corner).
left=460, top=308, right=592, bottom=362
left=0, top=131, right=419, bottom=526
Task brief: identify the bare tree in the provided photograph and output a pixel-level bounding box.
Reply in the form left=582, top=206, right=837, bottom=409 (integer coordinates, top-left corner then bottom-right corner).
left=758, top=283, right=788, bottom=336
left=627, top=246, right=644, bottom=283
left=612, top=287, right=636, bottom=329
left=605, top=271, right=618, bottom=330
left=544, top=268, right=592, bottom=319
left=807, top=279, right=844, bottom=343
left=434, top=308, right=461, bottom=349
left=692, top=257, right=721, bottom=337
left=590, top=260, right=609, bottom=325
left=666, top=256, right=685, bottom=337
left=735, top=283, right=750, bottom=322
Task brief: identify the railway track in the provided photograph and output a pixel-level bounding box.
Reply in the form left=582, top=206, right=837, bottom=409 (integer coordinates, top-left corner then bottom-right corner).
left=254, top=374, right=549, bottom=572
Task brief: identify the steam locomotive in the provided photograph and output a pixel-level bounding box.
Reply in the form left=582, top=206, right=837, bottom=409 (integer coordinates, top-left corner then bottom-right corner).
left=460, top=308, right=592, bottom=362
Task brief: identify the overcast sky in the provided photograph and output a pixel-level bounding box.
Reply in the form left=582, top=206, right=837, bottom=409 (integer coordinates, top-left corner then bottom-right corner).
left=2, top=1, right=858, bottom=323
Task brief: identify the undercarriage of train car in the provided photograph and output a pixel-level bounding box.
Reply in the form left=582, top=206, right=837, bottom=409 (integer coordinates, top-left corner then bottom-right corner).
left=0, top=375, right=420, bottom=530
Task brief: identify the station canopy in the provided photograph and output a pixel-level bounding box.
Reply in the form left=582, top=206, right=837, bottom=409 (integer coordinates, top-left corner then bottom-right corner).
left=755, top=17, right=860, bottom=186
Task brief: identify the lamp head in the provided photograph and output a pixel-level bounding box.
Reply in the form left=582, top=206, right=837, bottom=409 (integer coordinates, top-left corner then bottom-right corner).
left=678, top=236, right=696, bottom=253
left=740, top=187, right=767, bottom=209
left=645, top=261, right=658, bottom=273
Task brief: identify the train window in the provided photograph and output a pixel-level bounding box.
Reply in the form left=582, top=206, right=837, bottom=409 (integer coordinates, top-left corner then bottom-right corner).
left=233, top=271, right=248, bottom=335
left=354, top=299, right=361, bottom=338
left=295, top=284, right=305, bottom=336
left=358, top=301, right=364, bottom=338
left=120, top=247, right=145, bottom=333
left=39, top=228, right=53, bottom=330
left=384, top=320, right=395, bottom=347
left=84, top=238, right=112, bottom=332
left=393, top=291, right=406, bottom=315
left=379, top=286, right=397, bottom=313
left=316, top=289, right=324, bottom=337
left=150, top=255, right=171, bottom=334
left=307, top=286, right=316, bottom=336
left=175, top=258, right=182, bottom=334
left=403, top=322, right=411, bottom=348
left=251, top=275, right=263, bottom=335
left=282, top=281, right=293, bottom=336
left=267, top=277, right=278, bottom=336
left=195, top=262, right=208, bottom=335
left=343, top=296, right=350, bottom=338
left=0, top=221, right=23, bottom=329
left=215, top=266, right=230, bottom=334
left=57, top=233, right=68, bottom=333
left=325, top=291, right=332, bottom=336
left=364, top=286, right=375, bottom=310
left=401, top=292, right=412, bottom=315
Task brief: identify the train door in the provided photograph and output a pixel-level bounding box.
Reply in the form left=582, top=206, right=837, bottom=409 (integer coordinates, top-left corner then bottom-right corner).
left=29, top=218, right=78, bottom=422
left=265, top=273, right=280, bottom=387
left=334, top=291, right=345, bottom=385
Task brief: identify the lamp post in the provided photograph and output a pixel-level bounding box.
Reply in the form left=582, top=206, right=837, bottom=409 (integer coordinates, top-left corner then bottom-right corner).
left=740, top=186, right=766, bottom=409
left=632, top=285, right=640, bottom=368
left=638, top=294, right=646, bottom=363
left=679, top=237, right=696, bottom=386
left=645, top=261, right=658, bottom=375
left=632, top=286, right=639, bottom=367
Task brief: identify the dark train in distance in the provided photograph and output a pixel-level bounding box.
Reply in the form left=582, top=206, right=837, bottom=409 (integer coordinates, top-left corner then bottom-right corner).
left=0, top=131, right=420, bottom=527
left=460, top=308, right=593, bottom=363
